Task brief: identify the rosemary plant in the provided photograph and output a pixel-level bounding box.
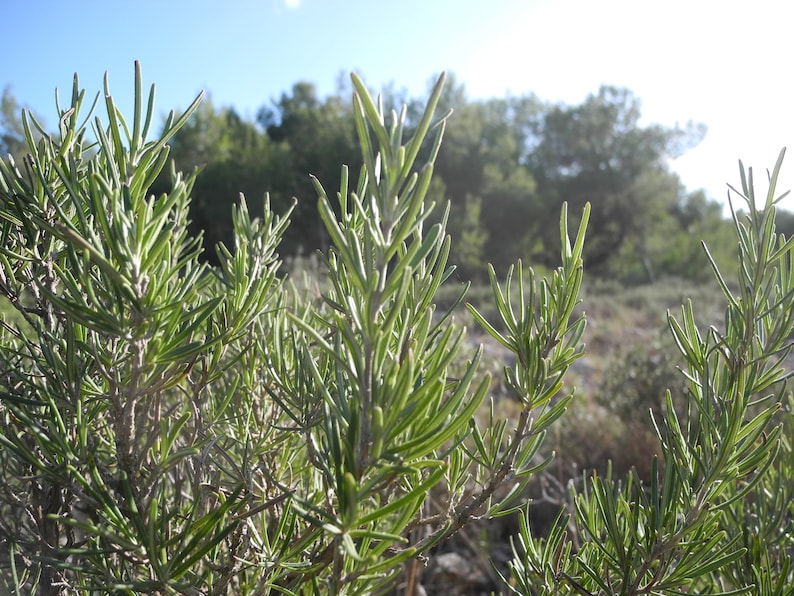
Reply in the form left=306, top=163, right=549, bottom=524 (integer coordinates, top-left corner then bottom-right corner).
left=0, top=64, right=587, bottom=594
left=504, top=150, right=794, bottom=595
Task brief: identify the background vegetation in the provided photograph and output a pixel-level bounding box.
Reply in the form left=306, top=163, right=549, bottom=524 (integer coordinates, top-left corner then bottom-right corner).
left=2, top=74, right=758, bottom=284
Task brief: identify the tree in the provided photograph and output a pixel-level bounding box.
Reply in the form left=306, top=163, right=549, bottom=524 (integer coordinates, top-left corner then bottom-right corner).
left=0, top=86, right=34, bottom=159
left=527, top=85, right=706, bottom=273
left=430, top=81, right=544, bottom=276
left=152, top=77, right=714, bottom=283
left=660, top=188, right=737, bottom=281
left=161, top=97, right=294, bottom=260
left=258, top=81, right=361, bottom=253
left=775, top=207, right=794, bottom=238
left=448, top=192, right=489, bottom=274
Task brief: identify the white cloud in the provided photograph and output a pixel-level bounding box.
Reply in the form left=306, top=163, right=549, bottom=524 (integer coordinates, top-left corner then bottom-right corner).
left=284, top=0, right=301, bottom=9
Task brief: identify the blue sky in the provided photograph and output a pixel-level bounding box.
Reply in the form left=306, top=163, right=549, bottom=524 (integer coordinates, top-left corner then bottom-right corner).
left=2, top=0, right=792, bottom=208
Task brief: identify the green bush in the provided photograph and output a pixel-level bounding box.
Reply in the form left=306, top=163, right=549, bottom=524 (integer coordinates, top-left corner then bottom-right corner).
left=0, top=63, right=791, bottom=595
left=505, top=151, right=794, bottom=594
left=0, top=64, right=587, bottom=594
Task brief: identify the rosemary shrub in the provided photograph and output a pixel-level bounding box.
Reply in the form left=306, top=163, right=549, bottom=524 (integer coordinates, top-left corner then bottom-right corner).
left=505, top=151, right=794, bottom=595
left=0, top=62, right=791, bottom=595
left=0, top=64, right=587, bottom=594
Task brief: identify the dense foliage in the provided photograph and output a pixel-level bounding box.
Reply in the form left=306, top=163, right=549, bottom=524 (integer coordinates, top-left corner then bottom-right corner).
left=506, top=151, right=794, bottom=593
left=1, top=65, right=792, bottom=595
left=138, top=73, right=735, bottom=283
left=0, top=64, right=587, bottom=594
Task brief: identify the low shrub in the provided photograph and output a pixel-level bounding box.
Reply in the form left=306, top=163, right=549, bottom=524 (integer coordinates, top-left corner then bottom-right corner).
left=0, top=63, right=791, bottom=595
left=0, top=64, right=587, bottom=594
left=504, top=152, right=794, bottom=594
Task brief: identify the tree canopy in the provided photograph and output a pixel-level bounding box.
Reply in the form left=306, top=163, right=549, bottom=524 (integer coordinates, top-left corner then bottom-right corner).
left=1, top=76, right=744, bottom=282
left=1, top=86, right=33, bottom=159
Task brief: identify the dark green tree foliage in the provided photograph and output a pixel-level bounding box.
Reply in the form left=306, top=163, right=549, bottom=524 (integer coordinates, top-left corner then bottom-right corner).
left=158, top=75, right=728, bottom=282
left=157, top=98, right=290, bottom=259
left=775, top=207, right=794, bottom=238
left=161, top=84, right=360, bottom=262
left=430, top=79, right=543, bottom=274
left=661, top=189, right=737, bottom=280
left=526, top=85, right=707, bottom=273
left=258, top=82, right=361, bottom=253
left=1, top=87, right=37, bottom=160
left=604, top=185, right=737, bottom=283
